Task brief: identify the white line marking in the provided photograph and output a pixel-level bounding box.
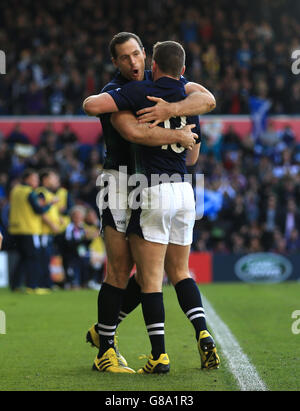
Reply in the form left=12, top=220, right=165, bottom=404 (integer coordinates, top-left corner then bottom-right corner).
left=203, top=296, right=268, bottom=391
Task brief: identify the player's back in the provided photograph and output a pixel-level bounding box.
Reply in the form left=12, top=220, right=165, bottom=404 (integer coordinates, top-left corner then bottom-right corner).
left=108, top=76, right=201, bottom=183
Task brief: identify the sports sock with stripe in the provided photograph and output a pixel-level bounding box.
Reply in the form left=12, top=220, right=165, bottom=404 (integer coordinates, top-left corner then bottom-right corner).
left=117, top=274, right=141, bottom=325
left=175, top=278, right=207, bottom=340
left=97, top=282, right=125, bottom=358
left=141, top=292, right=165, bottom=361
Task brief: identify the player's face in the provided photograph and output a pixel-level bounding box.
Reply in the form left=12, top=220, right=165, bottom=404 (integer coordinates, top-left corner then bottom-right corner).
left=27, top=173, right=39, bottom=189
left=49, top=172, right=60, bottom=190
left=112, top=38, right=146, bottom=81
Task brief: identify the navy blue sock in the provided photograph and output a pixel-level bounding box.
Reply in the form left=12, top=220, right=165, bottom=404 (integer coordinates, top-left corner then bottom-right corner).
left=175, top=278, right=207, bottom=340
left=117, top=274, right=141, bottom=325
left=141, top=292, right=165, bottom=360
left=97, top=282, right=125, bottom=357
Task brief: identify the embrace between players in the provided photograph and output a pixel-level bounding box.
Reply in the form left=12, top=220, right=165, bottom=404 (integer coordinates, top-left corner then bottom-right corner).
left=82, top=32, right=220, bottom=374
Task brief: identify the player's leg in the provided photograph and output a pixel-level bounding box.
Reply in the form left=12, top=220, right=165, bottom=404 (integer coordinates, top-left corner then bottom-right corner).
left=90, top=169, right=136, bottom=373
left=129, top=233, right=170, bottom=374
left=167, top=182, right=220, bottom=369
left=94, top=228, right=130, bottom=351
left=165, top=243, right=208, bottom=337
left=165, top=243, right=219, bottom=369
left=87, top=225, right=142, bottom=338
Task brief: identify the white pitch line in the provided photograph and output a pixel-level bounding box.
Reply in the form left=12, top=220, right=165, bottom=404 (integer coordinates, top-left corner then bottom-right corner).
left=202, top=296, right=268, bottom=391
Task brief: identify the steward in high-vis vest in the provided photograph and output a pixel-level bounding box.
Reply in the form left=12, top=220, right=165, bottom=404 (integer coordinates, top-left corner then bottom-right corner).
left=36, top=169, right=61, bottom=290
left=9, top=169, right=55, bottom=293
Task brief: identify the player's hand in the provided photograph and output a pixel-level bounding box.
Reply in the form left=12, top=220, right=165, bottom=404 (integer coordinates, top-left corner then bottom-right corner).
left=136, top=96, right=174, bottom=128
left=51, top=196, right=60, bottom=205
left=178, top=124, right=197, bottom=150
left=0, top=232, right=3, bottom=250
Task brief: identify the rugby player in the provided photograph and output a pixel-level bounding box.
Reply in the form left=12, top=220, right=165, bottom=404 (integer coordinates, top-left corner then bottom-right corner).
left=83, top=33, right=217, bottom=373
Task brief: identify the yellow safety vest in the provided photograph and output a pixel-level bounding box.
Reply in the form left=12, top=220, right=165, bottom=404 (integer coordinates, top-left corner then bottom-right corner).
left=9, top=184, right=42, bottom=235
left=36, top=186, right=61, bottom=235
left=55, top=187, right=70, bottom=232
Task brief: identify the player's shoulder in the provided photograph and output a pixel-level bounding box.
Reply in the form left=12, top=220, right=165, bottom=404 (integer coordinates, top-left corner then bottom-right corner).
left=179, top=75, right=188, bottom=85
left=101, top=72, right=127, bottom=93
left=122, top=79, right=152, bottom=94
left=101, top=80, right=121, bottom=93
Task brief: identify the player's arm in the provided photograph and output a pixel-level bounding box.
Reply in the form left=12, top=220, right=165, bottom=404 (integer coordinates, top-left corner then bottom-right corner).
left=0, top=231, right=3, bottom=250
left=186, top=142, right=201, bottom=166
left=41, top=215, right=60, bottom=234
left=110, top=111, right=197, bottom=150
left=82, top=93, right=118, bottom=116
left=28, top=192, right=52, bottom=214
left=136, top=82, right=216, bottom=128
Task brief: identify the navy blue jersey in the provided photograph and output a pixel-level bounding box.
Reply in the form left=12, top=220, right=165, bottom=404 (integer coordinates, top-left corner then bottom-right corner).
left=108, top=76, right=201, bottom=183
left=100, top=70, right=152, bottom=170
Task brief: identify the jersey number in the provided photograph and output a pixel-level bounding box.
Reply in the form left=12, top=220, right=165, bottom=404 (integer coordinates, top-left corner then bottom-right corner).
left=161, top=116, right=186, bottom=153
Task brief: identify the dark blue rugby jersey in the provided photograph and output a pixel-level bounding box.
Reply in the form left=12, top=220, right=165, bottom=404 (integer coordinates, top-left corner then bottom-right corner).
left=100, top=70, right=152, bottom=170
left=107, top=76, right=201, bottom=182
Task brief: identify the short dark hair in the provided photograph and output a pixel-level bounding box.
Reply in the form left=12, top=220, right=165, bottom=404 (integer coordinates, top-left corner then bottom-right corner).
left=152, top=41, right=185, bottom=78
left=39, top=168, right=57, bottom=183
left=21, top=168, right=38, bottom=183
left=109, top=32, right=144, bottom=59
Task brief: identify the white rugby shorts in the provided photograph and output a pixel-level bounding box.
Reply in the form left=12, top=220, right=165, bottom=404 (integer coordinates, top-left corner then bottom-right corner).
left=97, top=169, right=128, bottom=234
left=126, top=181, right=196, bottom=246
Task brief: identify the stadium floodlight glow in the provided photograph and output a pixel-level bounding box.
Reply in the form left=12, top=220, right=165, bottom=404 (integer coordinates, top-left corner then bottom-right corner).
left=0, top=50, right=6, bottom=74
left=291, top=50, right=300, bottom=75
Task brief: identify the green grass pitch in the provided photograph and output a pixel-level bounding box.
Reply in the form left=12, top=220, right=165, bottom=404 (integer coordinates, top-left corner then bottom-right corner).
left=0, top=282, right=299, bottom=391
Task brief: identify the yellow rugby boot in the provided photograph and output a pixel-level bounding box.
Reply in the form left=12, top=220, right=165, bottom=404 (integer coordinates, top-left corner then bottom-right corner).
left=92, top=348, right=135, bottom=373
left=86, top=324, right=128, bottom=366
left=198, top=330, right=220, bottom=370
left=137, top=353, right=170, bottom=374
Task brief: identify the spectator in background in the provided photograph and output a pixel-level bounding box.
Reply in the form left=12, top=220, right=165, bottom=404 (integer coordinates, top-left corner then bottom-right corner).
left=260, top=194, right=278, bottom=250
left=6, top=123, right=30, bottom=148
left=279, top=125, right=295, bottom=148
left=58, top=124, right=78, bottom=147
left=84, top=207, right=105, bottom=289
left=0, top=142, right=12, bottom=175
left=286, top=228, right=300, bottom=253
left=277, top=198, right=300, bottom=242
left=36, top=169, right=61, bottom=290
left=8, top=169, right=55, bottom=293
left=62, top=205, right=97, bottom=289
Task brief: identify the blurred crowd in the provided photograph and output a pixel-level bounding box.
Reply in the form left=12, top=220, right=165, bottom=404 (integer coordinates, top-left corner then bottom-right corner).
left=1, top=116, right=300, bottom=266
left=192, top=120, right=300, bottom=254
left=0, top=0, right=300, bottom=115
left=0, top=127, right=106, bottom=291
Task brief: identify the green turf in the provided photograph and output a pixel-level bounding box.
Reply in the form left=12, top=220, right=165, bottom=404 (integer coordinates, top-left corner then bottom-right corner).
left=200, top=282, right=300, bottom=391
left=0, top=282, right=299, bottom=391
